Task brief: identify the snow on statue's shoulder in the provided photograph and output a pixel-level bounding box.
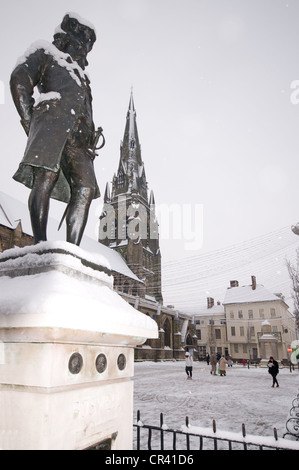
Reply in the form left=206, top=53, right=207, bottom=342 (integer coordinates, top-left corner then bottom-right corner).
left=15, top=40, right=86, bottom=87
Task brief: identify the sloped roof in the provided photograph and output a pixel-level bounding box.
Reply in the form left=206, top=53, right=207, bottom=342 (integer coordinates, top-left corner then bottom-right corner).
left=223, top=283, right=284, bottom=305
left=195, top=303, right=225, bottom=317
left=0, top=191, right=140, bottom=282
left=0, top=204, right=15, bottom=228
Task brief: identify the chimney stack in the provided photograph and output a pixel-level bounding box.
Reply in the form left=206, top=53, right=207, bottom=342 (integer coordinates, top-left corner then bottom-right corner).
left=230, top=280, right=239, bottom=288
left=207, top=297, right=214, bottom=309
left=251, top=275, right=256, bottom=290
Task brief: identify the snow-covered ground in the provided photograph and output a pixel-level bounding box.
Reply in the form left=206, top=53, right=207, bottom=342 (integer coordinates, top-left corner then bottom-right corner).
left=133, top=361, right=299, bottom=450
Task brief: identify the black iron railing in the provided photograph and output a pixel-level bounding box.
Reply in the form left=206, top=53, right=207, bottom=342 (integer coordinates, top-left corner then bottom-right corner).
left=284, top=390, right=299, bottom=440
left=134, top=410, right=299, bottom=451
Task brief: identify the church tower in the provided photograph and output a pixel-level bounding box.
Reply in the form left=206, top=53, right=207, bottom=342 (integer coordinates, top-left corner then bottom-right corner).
left=98, top=92, right=163, bottom=302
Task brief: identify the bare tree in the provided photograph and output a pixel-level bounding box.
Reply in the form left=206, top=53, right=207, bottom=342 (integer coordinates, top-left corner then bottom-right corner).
left=286, top=249, right=299, bottom=331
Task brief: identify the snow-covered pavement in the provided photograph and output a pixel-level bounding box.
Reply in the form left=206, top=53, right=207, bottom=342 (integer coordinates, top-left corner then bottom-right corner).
left=133, top=360, right=299, bottom=447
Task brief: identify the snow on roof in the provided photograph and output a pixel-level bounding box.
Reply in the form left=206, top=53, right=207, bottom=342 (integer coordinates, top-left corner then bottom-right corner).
left=0, top=191, right=140, bottom=282
left=223, top=283, right=284, bottom=305
left=0, top=204, right=15, bottom=228
left=195, top=303, right=225, bottom=317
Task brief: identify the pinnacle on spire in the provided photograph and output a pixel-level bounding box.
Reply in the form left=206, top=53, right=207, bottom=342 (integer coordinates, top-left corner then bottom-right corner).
left=127, top=89, right=137, bottom=148
left=149, top=190, right=155, bottom=206
left=104, top=182, right=111, bottom=202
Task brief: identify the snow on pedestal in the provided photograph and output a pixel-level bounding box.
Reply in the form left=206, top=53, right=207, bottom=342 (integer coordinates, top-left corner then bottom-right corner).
left=259, top=320, right=279, bottom=366
left=0, top=242, right=158, bottom=450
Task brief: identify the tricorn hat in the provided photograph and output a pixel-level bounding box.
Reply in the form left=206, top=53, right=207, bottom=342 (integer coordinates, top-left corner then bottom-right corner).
left=60, top=12, right=96, bottom=49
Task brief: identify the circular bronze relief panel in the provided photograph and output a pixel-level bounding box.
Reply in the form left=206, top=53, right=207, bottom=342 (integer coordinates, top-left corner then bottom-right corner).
left=68, top=352, right=83, bottom=374
left=117, top=353, right=126, bottom=371
left=95, top=353, right=107, bottom=374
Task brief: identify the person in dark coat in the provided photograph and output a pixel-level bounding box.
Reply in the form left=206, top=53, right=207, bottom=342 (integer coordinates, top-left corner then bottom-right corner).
left=267, top=356, right=279, bottom=387
left=210, top=352, right=217, bottom=375
left=10, top=13, right=101, bottom=246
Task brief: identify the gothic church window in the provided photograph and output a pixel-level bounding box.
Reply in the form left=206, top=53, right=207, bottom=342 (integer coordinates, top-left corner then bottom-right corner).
left=132, top=285, right=137, bottom=296
left=117, top=171, right=124, bottom=188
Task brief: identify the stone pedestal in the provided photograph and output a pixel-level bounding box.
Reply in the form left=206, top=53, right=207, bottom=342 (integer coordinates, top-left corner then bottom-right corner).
left=259, top=320, right=278, bottom=364
left=0, top=242, right=158, bottom=450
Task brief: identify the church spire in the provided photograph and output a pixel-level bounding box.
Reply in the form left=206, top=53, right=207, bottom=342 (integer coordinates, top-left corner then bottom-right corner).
left=98, top=90, right=163, bottom=302
left=122, top=90, right=142, bottom=166
left=113, top=91, right=147, bottom=201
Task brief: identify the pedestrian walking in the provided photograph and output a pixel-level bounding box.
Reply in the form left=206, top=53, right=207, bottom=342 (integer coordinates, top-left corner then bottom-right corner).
left=219, top=355, right=227, bottom=376
left=210, top=352, right=217, bottom=375
left=267, top=356, right=279, bottom=387
left=206, top=353, right=210, bottom=365
left=185, top=349, right=193, bottom=380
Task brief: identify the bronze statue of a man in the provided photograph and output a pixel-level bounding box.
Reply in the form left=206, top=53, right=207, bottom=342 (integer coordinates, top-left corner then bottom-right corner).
left=10, top=13, right=102, bottom=246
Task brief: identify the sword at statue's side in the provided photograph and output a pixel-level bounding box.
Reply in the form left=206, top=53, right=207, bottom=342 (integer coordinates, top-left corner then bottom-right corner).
left=87, top=126, right=106, bottom=160
left=58, top=126, right=105, bottom=231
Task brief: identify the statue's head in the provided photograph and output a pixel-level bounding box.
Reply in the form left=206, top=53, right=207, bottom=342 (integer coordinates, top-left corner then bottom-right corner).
left=53, top=13, right=96, bottom=69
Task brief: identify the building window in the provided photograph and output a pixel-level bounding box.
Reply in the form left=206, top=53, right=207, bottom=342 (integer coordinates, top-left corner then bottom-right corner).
left=238, top=310, right=243, bottom=319
left=231, top=326, right=236, bottom=336
left=240, top=326, right=244, bottom=336
left=234, top=344, right=238, bottom=353
left=243, top=344, right=247, bottom=353
left=270, top=308, right=276, bottom=318
left=215, top=329, right=221, bottom=339
left=249, top=326, right=255, bottom=337
left=196, top=329, right=201, bottom=340
left=132, top=285, right=137, bottom=296
left=230, top=311, right=234, bottom=319
left=259, top=309, right=264, bottom=318
left=248, top=309, right=253, bottom=319
left=117, top=171, right=125, bottom=188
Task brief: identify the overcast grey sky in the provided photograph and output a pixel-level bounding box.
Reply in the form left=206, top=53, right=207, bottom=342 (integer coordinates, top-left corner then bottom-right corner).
left=1, top=0, right=299, bottom=266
